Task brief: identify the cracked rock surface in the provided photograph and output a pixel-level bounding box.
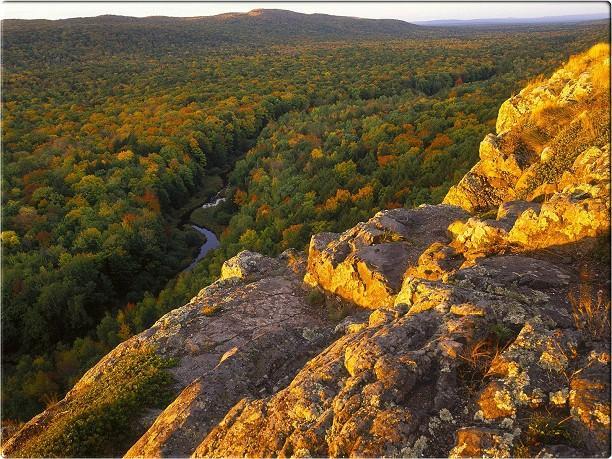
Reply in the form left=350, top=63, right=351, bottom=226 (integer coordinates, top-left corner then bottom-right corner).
left=4, top=251, right=336, bottom=458
left=196, top=254, right=603, bottom=458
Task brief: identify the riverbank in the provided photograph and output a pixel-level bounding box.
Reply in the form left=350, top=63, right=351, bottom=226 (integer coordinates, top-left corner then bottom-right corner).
left=189, top=195, right=228, bottom=235
left=182, top=188, right=229, bottom=271
left=168, top=175, right=225, bottom=226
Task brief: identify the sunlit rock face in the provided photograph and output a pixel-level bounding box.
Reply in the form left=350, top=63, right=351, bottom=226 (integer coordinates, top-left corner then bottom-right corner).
left=220, top=250, right=283, bottom=280
left=5, top=44, right=610, bottom=459
left=444, top=43, right=610, bottom=214
left=304, top=205, right=468, bottom=309
left=196, top=44, right=610, bottom=458
left=443, top=142, right=610, bottom=259
left=194, top=255, right=581, bottom=458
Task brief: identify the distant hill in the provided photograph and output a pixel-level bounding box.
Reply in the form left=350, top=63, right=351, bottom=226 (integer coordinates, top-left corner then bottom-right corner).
left=5, top=9, right=609, bottom=70
left=2, top=9, right=425, bottom=69
left=4, top=8, right=422, bottom=34
left=2, top=9, right=422, bottom=46
left=414, top=13, right=609, bottom=26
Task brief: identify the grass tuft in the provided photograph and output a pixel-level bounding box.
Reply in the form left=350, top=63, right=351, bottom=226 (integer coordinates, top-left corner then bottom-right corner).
left=569, top=281, right=610, bottom=342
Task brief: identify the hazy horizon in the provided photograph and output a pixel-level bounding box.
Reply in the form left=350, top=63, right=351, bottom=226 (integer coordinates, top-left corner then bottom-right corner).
left=2, top=1, right=609, bottom=22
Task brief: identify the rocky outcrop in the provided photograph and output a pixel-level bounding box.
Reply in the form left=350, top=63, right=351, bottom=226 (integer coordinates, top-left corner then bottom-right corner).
left=219, top=250, right=284, bottom=281
left=508, top=146, right=610, bottom=249
left=4, top=44, right=610, bottom=458
left=304, top=205, right=468, bottom=308
left=3, top=251, right=335, bottom=458
left=193, top=44, right=610, bottom=458
left=444, top=142, right=610, bottom=263
left=196, top=255, right=581, bottom=458
left=444, top=43, right=610, bottom=213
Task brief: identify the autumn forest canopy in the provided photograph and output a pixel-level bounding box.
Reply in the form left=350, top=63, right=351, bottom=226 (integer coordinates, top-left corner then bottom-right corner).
left=1, top=10, right=609, bottom=422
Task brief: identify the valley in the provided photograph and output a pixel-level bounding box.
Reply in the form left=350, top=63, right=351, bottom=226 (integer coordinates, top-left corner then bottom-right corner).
left=1, top=8, right=610, bottom=458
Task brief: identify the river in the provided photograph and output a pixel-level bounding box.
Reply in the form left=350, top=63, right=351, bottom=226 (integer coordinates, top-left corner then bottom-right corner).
left=183, top=191, right=226, bottom=271
left=185, top=225, right=220, bottom=271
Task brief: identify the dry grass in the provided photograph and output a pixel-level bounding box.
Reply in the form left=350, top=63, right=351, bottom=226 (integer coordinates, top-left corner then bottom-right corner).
left=513, top=408, right=580, bottom=456
left=591, top=60, right=610, bottom=93
left=522, top=104, right=609, bottom=197
left=42, top=392, right=60, bottom=409
left=460, top=339, right=500, bottom=368
left=512, top=441, right=532, bottom=458
left=524, top=74, right=547, bottom=91
left=457, top=325, right=513, bottom=389
left=1, top=419, right=25, bottom=441
left=531, top=100, right=581, bottom=137
left=325, top=295, right=355, bottom=322
left=565, top=43, right=610, bottom=76
left=500, top=123, right=543, bottom=167
left=518, top=123, right=549, bottom=156
left=516, top=43, right=611, bottom=199
left=457, top=338, right=500, bottom=390
left=569, top=281, right=610, bottom=342
left=579, top=111, right=600, bottom=140
left=562, top=43, right=610, bottom=114
left=586, top=43, right=610, bottom=60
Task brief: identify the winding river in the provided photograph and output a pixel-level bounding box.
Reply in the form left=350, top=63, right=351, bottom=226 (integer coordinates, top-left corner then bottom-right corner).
left=183, top=192, right=226, bottom=271
left=185, top=225, right=219, bottom=271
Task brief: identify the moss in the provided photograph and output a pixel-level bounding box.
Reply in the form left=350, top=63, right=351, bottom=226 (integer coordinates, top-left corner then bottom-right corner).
left=326, top=301, right=355, bottom=323
left=307, top=288, right=326, bottom=307
left=17, top=347, right=176, bottom=458
left=478, top=209, right=498, bottom=221
left=305, top=288, right=355, bottom=322
left=381, top=229, right=405, bottom=243
left=488, top=322, right=514, bottom=346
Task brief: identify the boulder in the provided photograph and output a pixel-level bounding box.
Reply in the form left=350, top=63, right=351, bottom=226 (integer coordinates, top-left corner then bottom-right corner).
left=220, top=250, right=282, bottom=280
left=304, top=205, right=468, bottom=308
left=569, top=349, right=611, bottom=454
left=449, top=427, right=513, bottom=458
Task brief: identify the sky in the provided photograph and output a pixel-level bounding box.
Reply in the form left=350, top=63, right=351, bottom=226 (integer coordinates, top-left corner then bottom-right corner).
left=2, top=1, right=610, bottom=21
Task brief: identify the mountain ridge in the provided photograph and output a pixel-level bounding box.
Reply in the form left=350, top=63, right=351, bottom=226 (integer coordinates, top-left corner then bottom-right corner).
left=5, top=9, right=608, bottom=25
left=1, top=8, right=424, bottom=69
left=2, top=9, right=420, bottom=33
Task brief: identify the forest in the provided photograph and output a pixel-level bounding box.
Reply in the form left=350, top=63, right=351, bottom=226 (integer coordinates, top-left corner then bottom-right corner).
left=1, top=11, right=609, bottom=422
